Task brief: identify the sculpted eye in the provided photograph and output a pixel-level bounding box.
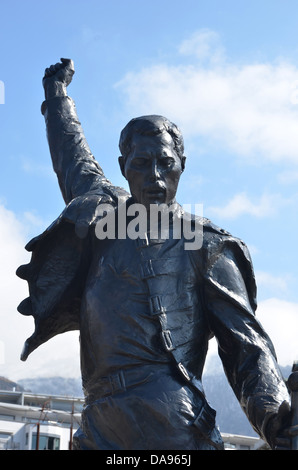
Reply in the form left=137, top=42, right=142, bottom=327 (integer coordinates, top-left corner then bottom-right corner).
left=132, top=157, right=148, bottom=167
left=160, top=158, right=174, bottom=168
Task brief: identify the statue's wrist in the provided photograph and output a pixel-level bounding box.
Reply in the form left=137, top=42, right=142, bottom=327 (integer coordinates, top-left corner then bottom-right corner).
left=44, top=80, right=67, bottom=100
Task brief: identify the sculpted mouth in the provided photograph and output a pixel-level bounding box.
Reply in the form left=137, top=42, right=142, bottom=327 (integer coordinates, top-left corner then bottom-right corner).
left=144, top=185, right=166, bottom=196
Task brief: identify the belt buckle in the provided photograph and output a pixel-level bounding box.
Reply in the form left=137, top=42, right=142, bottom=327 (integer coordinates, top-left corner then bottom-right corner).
left=109, top=371, right=126, bottom=395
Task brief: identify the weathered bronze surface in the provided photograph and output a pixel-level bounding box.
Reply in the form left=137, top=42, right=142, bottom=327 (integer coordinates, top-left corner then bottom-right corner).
left=17, top=59, right=293, bottom=450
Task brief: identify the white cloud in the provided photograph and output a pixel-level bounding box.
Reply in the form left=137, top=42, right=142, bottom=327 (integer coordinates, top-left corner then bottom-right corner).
left=278, top=169, right=298, bottom=184
left=0, top=204, right=33, bottom=379
left=116, top=29, right=298, bottom=163
left=206, top=297, right=297, bottom=370
left=257, top=298, right=298, bottom=367
left=178, top=29, right=225, bottom=64
left=0, top=203, right=80, bottom=381
left=23, top=211, right=50, bottom=233
left=207, top=191, right=287, bottom=219
left=256, top=271, right=289, bottom=294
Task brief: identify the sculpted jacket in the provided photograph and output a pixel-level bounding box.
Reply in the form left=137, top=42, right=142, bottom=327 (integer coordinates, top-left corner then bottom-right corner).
left=17, top=95, right=290, bottom=448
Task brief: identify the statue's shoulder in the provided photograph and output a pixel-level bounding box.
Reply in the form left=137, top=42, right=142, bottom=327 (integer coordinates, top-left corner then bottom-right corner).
left=202, top=217, right=231, bottom=238
left=202, top=217, right=251, bottom=260
left=182, top=210, right=252, bottom=267
left=182, top=209, right=233, bottom=243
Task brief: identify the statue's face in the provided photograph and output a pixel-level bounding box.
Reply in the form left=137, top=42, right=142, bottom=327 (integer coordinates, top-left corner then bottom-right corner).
left=120, top=132, right=185, bottom=210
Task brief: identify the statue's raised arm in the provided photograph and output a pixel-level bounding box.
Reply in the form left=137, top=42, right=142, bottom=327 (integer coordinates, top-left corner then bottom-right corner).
left=41, top=58, right=128, bottom=207
left=16, top=60, right=129, bottom=360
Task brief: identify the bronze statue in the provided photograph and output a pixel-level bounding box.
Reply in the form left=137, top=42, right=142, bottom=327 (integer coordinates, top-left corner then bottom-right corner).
left=17, top=59, right=294, bottom=450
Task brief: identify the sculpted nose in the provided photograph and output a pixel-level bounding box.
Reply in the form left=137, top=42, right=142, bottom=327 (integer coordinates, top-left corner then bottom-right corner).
left=149, top=160, right=160, bottom=182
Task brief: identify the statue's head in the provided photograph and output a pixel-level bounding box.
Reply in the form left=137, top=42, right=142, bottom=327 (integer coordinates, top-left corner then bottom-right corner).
left=118, top=115, right=186, bottom=210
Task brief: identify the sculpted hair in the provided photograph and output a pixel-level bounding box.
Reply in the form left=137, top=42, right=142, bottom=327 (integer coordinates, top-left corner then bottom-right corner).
left=119, top=115, right=184, bottom=160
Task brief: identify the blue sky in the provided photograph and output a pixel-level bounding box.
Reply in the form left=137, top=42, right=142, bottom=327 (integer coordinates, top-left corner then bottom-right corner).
left=0, top=0, right=297, bottom=380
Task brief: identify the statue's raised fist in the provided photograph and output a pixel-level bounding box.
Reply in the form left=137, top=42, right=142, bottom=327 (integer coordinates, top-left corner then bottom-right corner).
left=43, top=58, right=75, bottom=87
